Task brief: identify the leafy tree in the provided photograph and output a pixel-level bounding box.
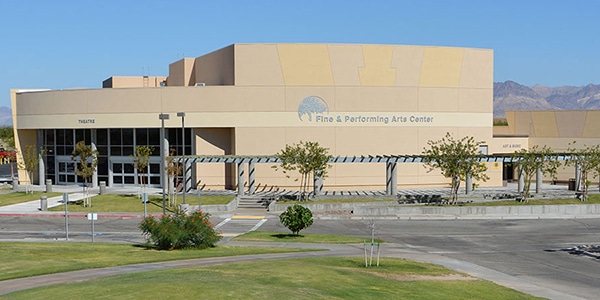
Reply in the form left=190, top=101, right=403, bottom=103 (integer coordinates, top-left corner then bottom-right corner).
left=279, top=204, right=314, bottom=235
left=512, top=145, right=561, bottom=202
left=132, top=145, right=154, bottom=193
left=71, top=141, right=99, bottom=207
left=564, top=142, right=600, bottom=201
left=0, top=126, right=14, bottom=150
left=274, top=141, right=332, bottom=200
left=18, top=145, right=43, bottom=194
left=422, top=132, right=489, bottom=204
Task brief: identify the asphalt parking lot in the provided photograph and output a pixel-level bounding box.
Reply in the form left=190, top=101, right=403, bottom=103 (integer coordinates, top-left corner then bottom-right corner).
left=1, top=213, right=599, bottom=299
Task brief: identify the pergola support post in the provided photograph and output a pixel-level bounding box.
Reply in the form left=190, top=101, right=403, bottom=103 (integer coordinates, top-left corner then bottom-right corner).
left=313, top=170, right=323, bottom=196
left=385, top=162, right=397, bottom=196
left=465, top=173, right=472, bottom=195
left=535, top=167, right=542, bottom=194
left=237, top=162, right=245, bottom=197
left=518, top=165, right=525, bottom=193
left=248, top=161, right=256, bottom=195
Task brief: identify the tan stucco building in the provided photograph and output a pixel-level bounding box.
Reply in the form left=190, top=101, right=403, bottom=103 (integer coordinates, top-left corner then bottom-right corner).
left=12, top=43, right=559, bottom=191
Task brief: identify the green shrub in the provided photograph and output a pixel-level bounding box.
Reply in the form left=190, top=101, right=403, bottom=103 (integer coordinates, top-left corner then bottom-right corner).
left=279, top=204, right=314, bottom=235
left=139, top=209, right=222, bottom=250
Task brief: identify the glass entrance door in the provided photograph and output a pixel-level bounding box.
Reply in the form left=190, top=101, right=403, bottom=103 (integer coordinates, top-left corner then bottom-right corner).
left=109, top=157, right=162, bottom=187
left=56, top=156, right=81, bottom=185
left=111, top=161, right=135, bottom=185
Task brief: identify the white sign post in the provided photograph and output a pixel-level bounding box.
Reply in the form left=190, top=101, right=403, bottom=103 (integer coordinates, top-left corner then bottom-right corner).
left=87, top=213, right=98, bottom=242
left=63, top=193, right=69, bottom=241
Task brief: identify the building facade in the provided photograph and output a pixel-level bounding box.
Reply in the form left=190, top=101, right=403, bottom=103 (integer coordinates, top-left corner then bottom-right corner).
left=12, top=43, right=536, bottom=191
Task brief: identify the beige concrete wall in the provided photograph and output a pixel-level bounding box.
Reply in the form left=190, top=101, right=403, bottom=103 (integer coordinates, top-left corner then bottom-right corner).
left=507, top=110, right=600, bottom=140
left=506, top=110, right=600, bottom=184
left=194, top=128, right=234, bottom=189
left=194, top=45, right=234, bottom=86
left=168, top=58, right=195, bottom=86
left=232, top=43, right=493, bottom=90
left=104, top=76, right=166, bottom=88
left=14, top=43, right=499, bottom=190
left=14, top=129, right=37, bottom=185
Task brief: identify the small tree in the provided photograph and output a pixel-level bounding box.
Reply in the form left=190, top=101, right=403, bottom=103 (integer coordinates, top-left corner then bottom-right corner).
left=512, top=145, right=561, bottom=202
left=274, top=141, right=332, bottom=200
left=422, top=132, right=489, bottom=204
left=71, top=141, right=99, bottom=207
left=132, top=145, right=154, bottom=195
left=565, top=142, right=600, bottom=201
left=165, top=148, right=182, bottom=207
left=18, top=145, right=43, bottom=194
left=279, top=204, right=314, bottom=235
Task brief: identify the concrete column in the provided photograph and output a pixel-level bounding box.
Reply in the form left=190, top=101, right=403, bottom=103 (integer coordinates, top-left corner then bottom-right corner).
left=162, top=139, right=170, bottom=190
left=37, top=130, right=44, bottom=186
left=38, top=152, right=44, bottom=186
left=237, top=162, right=245, bottom=196
left=313, top=170, right=323, bottom=196
left=91, top=141, right=98, bottom=188
left=518, top=165, right=525, bottom=193
left=535, top=167, right=542, bottom=194
left=248, top=161, right=256, bottom=194
left=465, top=173, right=472, bottom=195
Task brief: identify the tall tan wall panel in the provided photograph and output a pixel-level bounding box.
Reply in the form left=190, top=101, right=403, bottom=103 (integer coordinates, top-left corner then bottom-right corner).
left=234, top=44, right=284, bottom=86
left=392, top=46, right=423, bottom=86
left=419, top=47, right=464, bottom=88
left=328, top=44, right=363, bottom=86
left=194, top=45, right=234, bottom=86
left=555, top=111, right=586, bottom=137
left=459, top=49, right=493, bottom=89
left=15, top=129, right=37, bottom=185
left=358, top=45, right=397, bottom=86
left=277, top=44, right=334, bottom=86
left=583, top=111, right=600, bottom=137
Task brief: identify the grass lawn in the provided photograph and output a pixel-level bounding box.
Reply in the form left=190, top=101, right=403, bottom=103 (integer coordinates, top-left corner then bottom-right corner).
left=0, top=191, right=62, bottom=207
left=48, top=194, right=234, bottom=213
left=233, top=231, right=376, bottom=244
left=4, top=257, right=542, bottom=299
left=0, top=242, right=312, bottom=281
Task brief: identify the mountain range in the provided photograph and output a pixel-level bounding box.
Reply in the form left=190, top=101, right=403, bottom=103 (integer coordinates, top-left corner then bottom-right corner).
left=494, top=81, right=600, bottom=117
left=1, top=81, right=599, bottom=123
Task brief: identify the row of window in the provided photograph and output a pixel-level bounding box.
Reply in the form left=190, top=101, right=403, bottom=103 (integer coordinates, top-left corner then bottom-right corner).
left=42, top=128, right=192, bottom=186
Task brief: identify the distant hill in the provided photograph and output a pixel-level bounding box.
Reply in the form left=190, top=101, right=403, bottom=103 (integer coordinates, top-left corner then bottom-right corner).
left=494, top=81, right=600, bottom=117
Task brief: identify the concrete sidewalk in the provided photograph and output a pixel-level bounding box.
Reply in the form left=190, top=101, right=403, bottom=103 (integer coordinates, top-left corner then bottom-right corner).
left=0, top=192, right=98, bottom=213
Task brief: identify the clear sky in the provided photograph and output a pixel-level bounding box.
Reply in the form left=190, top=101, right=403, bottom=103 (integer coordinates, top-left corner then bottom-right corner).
left=2, top=0, right=599, bottom=108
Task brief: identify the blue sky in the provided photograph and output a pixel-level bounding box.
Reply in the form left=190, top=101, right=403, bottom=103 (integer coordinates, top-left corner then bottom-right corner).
left=1, top=0, right=599, bottom=108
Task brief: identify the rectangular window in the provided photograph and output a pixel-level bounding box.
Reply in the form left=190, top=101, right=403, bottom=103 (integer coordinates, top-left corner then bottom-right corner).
left=136, top=128, right=148, bottom=146
left=97, top=129, right=108, bottom=145
left=123, top=129, right=133, bottom=145
left=479, top=145, right=488, bottom=155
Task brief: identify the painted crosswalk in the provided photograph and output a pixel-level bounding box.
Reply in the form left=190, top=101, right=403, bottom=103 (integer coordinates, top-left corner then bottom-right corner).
left=214, top=215, right=267, bottom=238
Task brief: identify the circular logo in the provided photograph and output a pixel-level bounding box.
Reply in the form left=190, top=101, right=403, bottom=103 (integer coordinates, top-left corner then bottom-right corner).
left=298, top=96, right=329, bottom=121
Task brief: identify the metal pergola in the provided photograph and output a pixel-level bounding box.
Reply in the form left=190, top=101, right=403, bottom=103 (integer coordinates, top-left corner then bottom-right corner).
left=173, top=154, right=577, bottom=197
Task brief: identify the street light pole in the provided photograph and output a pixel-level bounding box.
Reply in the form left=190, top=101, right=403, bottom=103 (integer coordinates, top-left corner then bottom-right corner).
left=159, top=113, right=170, bottom=214
left=177, top=112, right=186, bottom=205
